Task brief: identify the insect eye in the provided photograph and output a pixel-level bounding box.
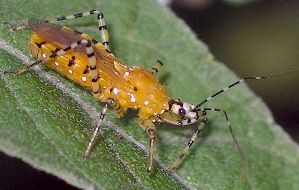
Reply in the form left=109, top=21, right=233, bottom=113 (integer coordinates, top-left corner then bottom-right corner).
left=178, top=108, right=186, bottom=116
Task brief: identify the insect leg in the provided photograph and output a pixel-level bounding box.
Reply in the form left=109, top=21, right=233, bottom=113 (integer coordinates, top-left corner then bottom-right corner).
left=7, top=59, right=43, bottom=75
left=169, top=118, right=208, bottom=171
left=46, top=10, right=110, bottom=52
left=82, top=40, right=101, bottom=97
left=151, top=60, right=163, bottom=76
left=197, top=107, right=244, bottom=158
left=83, top=98, right=114, bottom=160
left=198, top=107, right=248, bottom=177
left=147, top=127, right=156, bottom=173
left=141, top=120, right=157, bottom=173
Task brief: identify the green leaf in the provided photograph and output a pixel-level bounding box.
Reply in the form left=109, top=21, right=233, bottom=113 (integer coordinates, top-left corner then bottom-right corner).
left=1, top=0, right=299, bottom=189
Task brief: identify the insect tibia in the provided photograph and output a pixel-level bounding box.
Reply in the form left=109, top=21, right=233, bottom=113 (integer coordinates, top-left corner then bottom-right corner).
left=3, top=59, right=43, bottom=76
left=15, top=59, right=44, bottom=75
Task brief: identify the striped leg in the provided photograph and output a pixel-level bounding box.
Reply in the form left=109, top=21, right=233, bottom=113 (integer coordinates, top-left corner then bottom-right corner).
left=6, top=9, right=110, bottom=50
left=83, top=98, right=114, bottom=160
left=198, top=107, right=248, bottom=177
left=169, top=118, right=208, bottom=171
left=151, top=60, right=163, bottom=76
left=47, top=10, right=110, bottom=52
left=197, top=107, right=244, bottom=158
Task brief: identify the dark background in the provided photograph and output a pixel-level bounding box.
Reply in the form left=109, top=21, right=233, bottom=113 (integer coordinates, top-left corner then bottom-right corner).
left=1, top=0, right=298, bottom=189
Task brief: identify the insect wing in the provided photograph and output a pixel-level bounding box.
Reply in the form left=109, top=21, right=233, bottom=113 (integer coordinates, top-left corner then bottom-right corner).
left=28, top=19, right=82, bottom=48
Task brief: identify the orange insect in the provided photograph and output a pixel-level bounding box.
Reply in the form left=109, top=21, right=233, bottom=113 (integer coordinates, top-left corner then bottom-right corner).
left=9, top=10, right=294, bottom=173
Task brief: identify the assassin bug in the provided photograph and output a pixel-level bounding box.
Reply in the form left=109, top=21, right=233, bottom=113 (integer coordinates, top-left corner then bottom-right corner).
left=7, top=9, right=298, bottom=173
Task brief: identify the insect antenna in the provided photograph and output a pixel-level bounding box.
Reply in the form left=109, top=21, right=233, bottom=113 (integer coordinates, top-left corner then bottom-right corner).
left=195, top=69, right=299, bottom=109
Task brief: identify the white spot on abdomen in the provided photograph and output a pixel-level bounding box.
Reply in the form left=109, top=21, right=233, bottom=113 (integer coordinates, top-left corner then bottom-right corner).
left=130, top=94, right=136, bottom=103
left=113, top=88, right=119, bottom=95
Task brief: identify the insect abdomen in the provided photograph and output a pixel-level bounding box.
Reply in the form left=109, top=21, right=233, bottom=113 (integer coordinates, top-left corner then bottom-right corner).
left=29, top=32, right=93, bottom=88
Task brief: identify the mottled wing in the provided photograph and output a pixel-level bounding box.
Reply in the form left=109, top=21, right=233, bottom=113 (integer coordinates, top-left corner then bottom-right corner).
left=28, top=19, right=82, bottom=48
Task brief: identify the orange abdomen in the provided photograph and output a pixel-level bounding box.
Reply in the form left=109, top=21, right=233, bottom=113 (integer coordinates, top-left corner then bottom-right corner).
left=29, top=32, right=93, bottom=88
